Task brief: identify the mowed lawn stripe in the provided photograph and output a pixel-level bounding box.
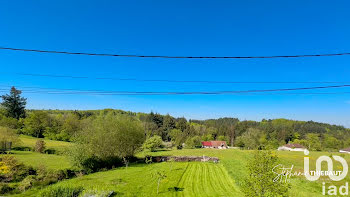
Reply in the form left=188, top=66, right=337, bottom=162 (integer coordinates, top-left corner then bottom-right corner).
left=209, top=163, right=228, bottom=196
left=200, top=163, right=212, bottom=197
left=193, top=163, right=203, bottom=196
left=175, top=162, right=236, bottom=197
left=216, top=164, right=237, bottom=195
left=176, top=162, right=190, bottom=196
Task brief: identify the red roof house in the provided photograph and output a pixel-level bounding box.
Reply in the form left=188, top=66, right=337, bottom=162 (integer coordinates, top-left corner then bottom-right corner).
left=201, top=141, right=228, bottom=149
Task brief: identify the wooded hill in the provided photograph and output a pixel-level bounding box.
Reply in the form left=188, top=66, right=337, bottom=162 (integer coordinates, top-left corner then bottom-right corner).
left=1, top=108, right=349, bottom=151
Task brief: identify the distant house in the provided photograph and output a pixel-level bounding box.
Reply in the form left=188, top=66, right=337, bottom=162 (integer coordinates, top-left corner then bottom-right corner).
left=201, top=141, right=228, bottom=149
left=277, top=143, right=306, bottom=152
left=339, top=147, right=350, bottom=153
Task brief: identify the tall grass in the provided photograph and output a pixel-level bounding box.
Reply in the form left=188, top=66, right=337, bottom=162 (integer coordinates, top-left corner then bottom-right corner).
left=39, top=185, right=83, bottom=197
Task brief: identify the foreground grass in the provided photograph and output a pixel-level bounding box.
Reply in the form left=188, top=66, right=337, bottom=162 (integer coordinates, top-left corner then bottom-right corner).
left=18, top=162, right=240, bottom=197
left=139, top=149, right=350, bottom=197
left=8, top=147, right=350, bottom=196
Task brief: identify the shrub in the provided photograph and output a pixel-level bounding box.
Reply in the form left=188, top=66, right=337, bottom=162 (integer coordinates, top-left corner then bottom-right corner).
left=0, top=156, right=35, bottom=182
left=34, top=140, right=46, bottom=153
left=242, top=151, right=290, bottom=197
left=12, top=146, right=32, bottom=151
left=0, top=161, right=9, bottom=174
left=70, top=113, right=145, bottom=171
left=35, top=165, right=75, bottom=186
left=18, top=175, right=36, bottom=192
left=142, top=135, right=163, bottom=152
left=44, top=149, right=56, bottom=154
left=80, top=187, right=114, bottom=197
left=39, top=185, right=83, bottom=197
left=0, top=183, right=14, bottom=194
left=70, top=153, right=123, bottom=173
left=184, top=136, right=202, bottom=149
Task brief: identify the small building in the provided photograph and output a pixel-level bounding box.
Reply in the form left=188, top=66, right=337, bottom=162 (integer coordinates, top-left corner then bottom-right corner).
left=339, top=147, right=350, bottom=153
left=201, top=141, right=228, bottom=149
left=277, top=143, right=306, bottom=152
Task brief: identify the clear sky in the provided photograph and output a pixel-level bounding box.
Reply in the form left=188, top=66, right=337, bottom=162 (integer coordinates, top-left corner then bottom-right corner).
left=0, top=1, right=349, bottom=127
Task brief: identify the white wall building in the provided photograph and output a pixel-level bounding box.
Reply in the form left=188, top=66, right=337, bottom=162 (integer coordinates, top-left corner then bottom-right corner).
left=278, top=143, right=307, bottom=152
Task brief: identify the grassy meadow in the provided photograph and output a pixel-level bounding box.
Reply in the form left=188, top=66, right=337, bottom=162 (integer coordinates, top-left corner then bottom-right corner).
left=6, top=139, right=350, bottom=197
left=18, top=135, right=72, bottom=153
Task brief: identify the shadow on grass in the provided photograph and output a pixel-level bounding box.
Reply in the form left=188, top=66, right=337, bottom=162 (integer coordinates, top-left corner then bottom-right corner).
left=168, top=187, right=184, bottom=192
left=154, top=149, right=171, bottom=152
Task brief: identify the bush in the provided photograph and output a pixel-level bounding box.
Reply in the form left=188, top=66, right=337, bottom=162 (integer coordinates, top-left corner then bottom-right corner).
left=34, top=140, right=46, bottom=153
left=12, top=146, right=32, bottom=151
left=142, top=135, right=163, bottom=152
left=184, top=136, right=202, bottom=149
left=0, top=156, right=35, bottom=182
left=242, top=151, right=290, bottom=197
left=18, top=175, right=36, bottom=192
left=0, top=183, right=14, bottom=194
left=70, top=113, right=145, bottom=171
left=71, top=153, right=123, bottom=173
left=44, top=149, right=56, bottom=154
left=35, top=165, right=77, bottom=186
left=39, top=185, right=83, bottom=197
left=80, top=187, right=114, bottom=197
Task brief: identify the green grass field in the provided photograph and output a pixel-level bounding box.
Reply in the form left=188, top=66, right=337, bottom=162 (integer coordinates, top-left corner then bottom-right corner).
left=18, top=135, right=72, bottom=153
left=12, top=147, right=350, bottom=196
left=0, top=136, right=73, bottom=170
left=3, top=135, right=349, bottom=196
left=18, top=162, right=240, bottom=197
left=1, top=150, right=72, bottom=170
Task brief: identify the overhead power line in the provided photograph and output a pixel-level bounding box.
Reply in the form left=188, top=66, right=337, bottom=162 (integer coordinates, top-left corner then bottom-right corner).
left=0, top=84, right=349, bottom=95
left=0, top=90, right=349, bottom=96
left=1, top=46, right=350, bottom=59
left=14, top=73, right=350, bottom=84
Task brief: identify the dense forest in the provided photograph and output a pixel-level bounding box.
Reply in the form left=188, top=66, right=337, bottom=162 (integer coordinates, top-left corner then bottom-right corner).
left=1, top=102, right=349, bottom=152
left=1, top=87, right=349, bottom=153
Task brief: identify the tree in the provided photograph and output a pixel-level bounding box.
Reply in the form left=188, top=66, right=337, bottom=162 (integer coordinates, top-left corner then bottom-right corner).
left=184, top=136, right=202, bottom=149
left=34, top=140, right=46, bottom=153
left=163, top=114, right=176, bottom=130
left=71, top=112, right=145, bottom=170
left=22, top=111, right=50, bottom=138
left=229, top=125, right=236, bottom=146
left=176, top=117, right=187, bottom=132
left=148, top=112, right=163, bottom=128
left=59, top=113, right=81, bottom=141
left=235, top=128, right=263, bottom=150
left=162, top=115, right=176, bottom=141
left=1, top=87, right=26, bottom=119
left=242, top=151, right=290, bottom=197
left=142, top=135, right=163, bottom=152
left=305, top=133, right=321, bottom=151
left=153, top=170, right=167, bottom=194
left=322, top=134, right=340, bottom=151
left=169, top=129, right=184, bottom=147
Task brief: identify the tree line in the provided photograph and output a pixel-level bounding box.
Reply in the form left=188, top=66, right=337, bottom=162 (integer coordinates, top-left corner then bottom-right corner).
left=1, top=87, right=350, bottom=152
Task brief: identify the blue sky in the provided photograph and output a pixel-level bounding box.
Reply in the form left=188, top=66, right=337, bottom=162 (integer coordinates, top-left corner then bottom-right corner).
left=0, top=1, right=349, bottom=127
